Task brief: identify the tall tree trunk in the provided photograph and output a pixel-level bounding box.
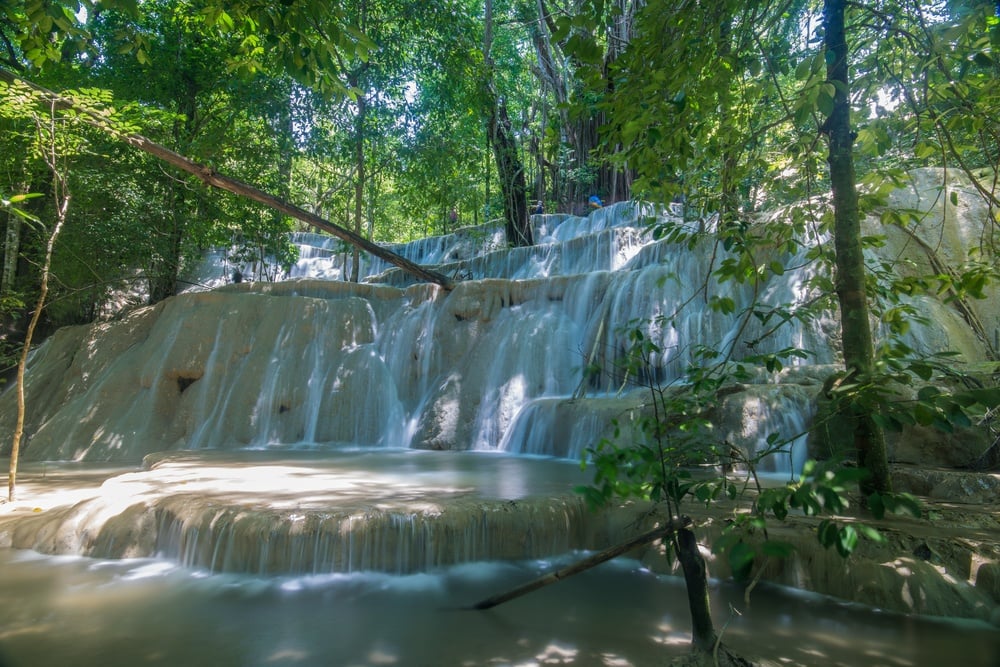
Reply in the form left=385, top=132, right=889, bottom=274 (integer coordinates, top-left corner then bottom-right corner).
left=8, top=201, right=66, bottom=501
left=714, top=6, right=740, bottom=225
left=149, top=69, right=198, bottom=304
left=273, top=78, right=295, bottom=234
left=487, top=93, right=533, bottom=247
left=823, top=0, right=891, bottom=495
left=533, top=0, right=634, bottom=208
left=9, top=103, right=69, bottom=502
left=485, top=0, right=533, bottom=247
left=351, top=92, right=366, bottom=282
left=675, top=527, right=719, bottom=653
left=3, top=170, right=51, bottom=298
left=350, top=0, right=369, bottom=283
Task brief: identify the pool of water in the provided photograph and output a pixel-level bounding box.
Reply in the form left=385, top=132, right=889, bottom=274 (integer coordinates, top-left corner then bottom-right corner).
left=0, top=548, right=996, bottom=667
left=2, top=452, right=997, bottom=666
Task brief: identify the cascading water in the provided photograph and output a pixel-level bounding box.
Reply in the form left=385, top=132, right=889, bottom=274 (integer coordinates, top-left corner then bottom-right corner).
left=1, top=169, right=998, bottom=666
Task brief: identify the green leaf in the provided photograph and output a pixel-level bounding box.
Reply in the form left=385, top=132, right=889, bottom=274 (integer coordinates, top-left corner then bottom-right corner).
left=917, top=385, right=941, bottom=402
left=857, top=524, right=884, bottom=543
left=816, top=83, right=836, bottom=116
left=552, top=16, right=572, bottom=42
left=6, top=192, right=42, bottom=204
left=913, top=403, right=937, bottom=425
left=794, top=58, right=812, bottom=81
left=709, top=296, right=736, bottom=315
left=728, top=541, right=755, bottom=577
left=836, top=525, right=858, bottom=557
left=771, top=499, right=788, bottom=520
left=817, top=519, right=838, bottom=547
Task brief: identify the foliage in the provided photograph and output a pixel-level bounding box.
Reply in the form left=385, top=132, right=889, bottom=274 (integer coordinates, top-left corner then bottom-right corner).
left=577, top=314, right=937, bottom=590
left=1, top=0, right=372, bottom=97
left=570, top=5, right=1000, bottom=609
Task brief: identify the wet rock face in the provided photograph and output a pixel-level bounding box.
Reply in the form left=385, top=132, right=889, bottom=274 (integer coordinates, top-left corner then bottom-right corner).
left=807, top=370, right=1000, bottom=471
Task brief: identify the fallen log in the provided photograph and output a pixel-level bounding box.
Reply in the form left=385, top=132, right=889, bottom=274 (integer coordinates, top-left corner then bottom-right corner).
left=0, top=68, right=454, bottom=291
left=468, top=517, right=689, bottom=611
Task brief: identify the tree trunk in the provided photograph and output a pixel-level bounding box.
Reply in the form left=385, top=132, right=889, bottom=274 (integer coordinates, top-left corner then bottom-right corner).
left=9, top=106, right=69, bottom=501
left=823, top=0, right=892, bottom=495
left=674, top=527, right=719, bottom=653
left=8, top=206, right=66, bottom=501
left=351, top=92, right=366, bottom=283
left=470, top=522, right=674, bottom=610
left=2, top=207, right=22, bottom=296
left=484, top=0, right=533, bottom=247
left=349, top=0, right=369, bottom=283
left=148, top=71, right=198, bottom=304
left=488, top=94, right=533, bottom=247
left=273, top=77, right=295, bottom=238
left=714, top=6, right=740, bottom=225
left=148, top=216, right=184, bottom=303
left=3, top=170, right=51, bottom=298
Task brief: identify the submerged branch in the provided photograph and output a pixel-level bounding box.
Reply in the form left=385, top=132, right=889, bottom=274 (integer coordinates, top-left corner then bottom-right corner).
left=468, top=517, right=689, bottom=611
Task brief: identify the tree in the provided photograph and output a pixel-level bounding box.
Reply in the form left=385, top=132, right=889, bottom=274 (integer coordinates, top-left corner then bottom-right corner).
left=522, top=0, right=640, bottom=208
left=568, top=0, right=1000, bottom=660
left=821, top=0, right=892, bottom=494
left=3, top=82, right=77, bottom=501
left=485, top=0, right=533, bottom=247
left=83, top=0, right=305, bottom=301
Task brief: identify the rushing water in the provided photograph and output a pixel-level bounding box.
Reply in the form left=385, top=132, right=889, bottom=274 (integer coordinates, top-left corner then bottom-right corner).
left=0, top=548, right=997, bottom=667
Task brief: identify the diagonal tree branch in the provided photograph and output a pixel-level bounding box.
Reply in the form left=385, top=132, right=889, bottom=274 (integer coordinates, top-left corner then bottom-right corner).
left=0, top=67, right=454, bottom=290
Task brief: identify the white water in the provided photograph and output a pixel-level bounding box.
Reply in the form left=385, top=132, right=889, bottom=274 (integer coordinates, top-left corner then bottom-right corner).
left=170, top=198, right=986, bottom=472
left=6, top=195, right=984, bottom=467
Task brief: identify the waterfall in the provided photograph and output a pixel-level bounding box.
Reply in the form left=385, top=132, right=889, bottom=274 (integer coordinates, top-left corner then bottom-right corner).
left=5, top=181, right=995, bottom=473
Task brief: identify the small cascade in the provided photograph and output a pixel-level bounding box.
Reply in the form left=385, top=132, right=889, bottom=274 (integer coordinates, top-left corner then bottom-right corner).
left=1, top=452, right=645, bottom=576
left=149, top=493, right=599, bottom=575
